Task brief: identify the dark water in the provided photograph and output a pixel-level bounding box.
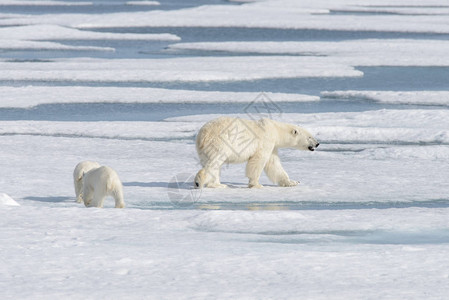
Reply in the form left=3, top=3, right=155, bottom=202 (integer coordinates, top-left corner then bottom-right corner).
left=0, top=0, right=234, bottom=14
left=0, top=99, right=443, bottom=122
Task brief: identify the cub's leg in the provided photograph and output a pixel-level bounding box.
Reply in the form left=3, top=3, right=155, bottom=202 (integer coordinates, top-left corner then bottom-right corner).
left=112, top=187, right=125, bottom=208
left=92, top=188, right=106, bottom=208
left=82, top=184, right=94, bottom=207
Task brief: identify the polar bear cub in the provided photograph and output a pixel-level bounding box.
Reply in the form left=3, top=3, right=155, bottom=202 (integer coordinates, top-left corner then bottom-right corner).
left=73, top=160, right=101, bottom=203
left=82, top=166, right=125, bottom=208
left=194, top=117, right=319, bottom=189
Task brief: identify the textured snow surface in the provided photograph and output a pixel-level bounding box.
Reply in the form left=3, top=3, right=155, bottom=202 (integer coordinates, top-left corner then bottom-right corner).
left=170, top=39, right=449, bottom=67
left=2, top=206, right=449, bottom=299
left=2, top=0, right=449, bottom=298
left=0, top=57, right=363, bottom=82
left=0, top=193, right=20, bottom=206
left=1, top=0, right=449, bottom=33
left=0, top=24, right=180, bottom=41
left=2, top=110, right=448, bottom=206
left=0, top=86, right=318, bottom=108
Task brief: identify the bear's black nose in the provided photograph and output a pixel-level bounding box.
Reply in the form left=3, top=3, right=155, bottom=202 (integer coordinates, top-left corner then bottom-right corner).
left=316, top=143, right=320, bottom=147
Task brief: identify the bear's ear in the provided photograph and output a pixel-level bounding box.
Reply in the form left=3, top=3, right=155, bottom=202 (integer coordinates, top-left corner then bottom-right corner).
left=292, top=129, right=298, bottom=136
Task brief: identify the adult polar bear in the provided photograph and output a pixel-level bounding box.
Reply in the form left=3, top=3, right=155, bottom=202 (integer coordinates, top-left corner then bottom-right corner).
left=195, top=117, right=319, bottom=188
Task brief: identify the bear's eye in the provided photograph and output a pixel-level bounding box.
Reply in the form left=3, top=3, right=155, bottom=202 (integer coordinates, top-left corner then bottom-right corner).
left=292, top=129, right=298, bottom=136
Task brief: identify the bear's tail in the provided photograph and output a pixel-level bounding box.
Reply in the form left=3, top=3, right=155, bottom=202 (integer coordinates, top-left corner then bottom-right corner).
left=194, top=169, right=206, bottom=189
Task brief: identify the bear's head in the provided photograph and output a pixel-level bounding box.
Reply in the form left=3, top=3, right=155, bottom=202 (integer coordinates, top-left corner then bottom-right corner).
left=287, top=125, right=319, bottom=151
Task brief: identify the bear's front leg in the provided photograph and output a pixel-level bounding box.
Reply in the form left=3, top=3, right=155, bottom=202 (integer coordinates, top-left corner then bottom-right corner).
left=278, top=179, right=299, bottom=187
left=264, top=150, right=299, bottom=187
left=246, top=153, right=269, bottom=188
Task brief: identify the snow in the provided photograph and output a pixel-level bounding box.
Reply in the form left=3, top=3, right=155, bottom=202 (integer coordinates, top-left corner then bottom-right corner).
left=2, top=0, right=449, bottom=298
left=0, top=24, right=180, bottom=41
left=2, top=206, right=449, bottom=299
left=0, top=86, right=318, bottom=108
left=321, top=90, right=449, bottom=106
left=1, top=206, right=449, bottom=299
left=1, top=120, right=449, bottom=296
left=0, top=39, right=114, bottom=51
left=2, top=109, right=448, bottom=206
left=169, top=39, right=449, bottom=67
left=0, top=193, right=19, bottom=206
left=126, top=1, right=160, bottom=5
left=0, top=0, right=448, bottom=34
left=0, top=57, right=363, bottom=82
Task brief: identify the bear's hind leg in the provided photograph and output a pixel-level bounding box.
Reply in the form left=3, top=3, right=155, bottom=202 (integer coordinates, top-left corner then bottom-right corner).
left=91, top=188, right=107, bottom=208
left=75, top=179, right=83, bottom=203
left=112, top=187, right=125, bottom=208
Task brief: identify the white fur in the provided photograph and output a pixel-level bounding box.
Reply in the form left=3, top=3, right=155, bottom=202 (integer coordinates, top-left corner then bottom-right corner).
left=194, top=117, right=319, bottom=188
left=82, top=166, right=125, bottom=208
left=73, top=160, right=101, bottom=203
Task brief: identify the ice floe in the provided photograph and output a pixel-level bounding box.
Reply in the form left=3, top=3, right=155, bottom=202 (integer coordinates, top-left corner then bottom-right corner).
left=1, top=109, right=448, bottom=151
left=0, top=193, right=20, bottom=206
left=0, top=57, right=363, bottom=82
left=0, top=39, right=114, bottom=51
left=0, top=24, right=180, bottom=41
left=0, top=86, right=318, bottom=108
left=1, top=113, right=448, bottom=206
left=125, top=1, right=160, bottom=5
left=1, top=206, right=449, bottom=299
left=0, top=0, right=448, bottom=34
left=170, top=39, right=449, bottom=67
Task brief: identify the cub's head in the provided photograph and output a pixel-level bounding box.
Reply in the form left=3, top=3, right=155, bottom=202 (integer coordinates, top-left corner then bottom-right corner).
left=288, top=125, right=319, bottom=151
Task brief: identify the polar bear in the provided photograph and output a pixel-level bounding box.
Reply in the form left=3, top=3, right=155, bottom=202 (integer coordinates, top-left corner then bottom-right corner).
left=82, top=166, right=125, bottom=208
left=73, top=160, right=101, bottom=203
left=194, top=117, right=319, bottom=189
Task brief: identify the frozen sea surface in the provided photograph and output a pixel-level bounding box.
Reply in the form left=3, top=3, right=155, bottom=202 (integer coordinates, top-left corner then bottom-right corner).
left=1, top=0, right=449, bottom=299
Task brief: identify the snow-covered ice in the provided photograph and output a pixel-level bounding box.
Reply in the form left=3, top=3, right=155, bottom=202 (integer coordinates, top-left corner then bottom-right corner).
left=2, top=206, right=449, bottom=299
left=0, top=39, right=114, bottom=51
left=169, top=39, right=449, bottom=67
left=0, top=193, right=19, bottom=206
left=126, top=1, right=160, bottom=5
left=0, top=24, right=180, bottom=41
left=1, top=0, right=449, bottom=298
left=1, top=0, right=449, bottom=34
left=0, top=86, right=318, bottom=108
left=0, top=57, right=362, bottom=82
left=1, top=109, right=448, bottom=206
